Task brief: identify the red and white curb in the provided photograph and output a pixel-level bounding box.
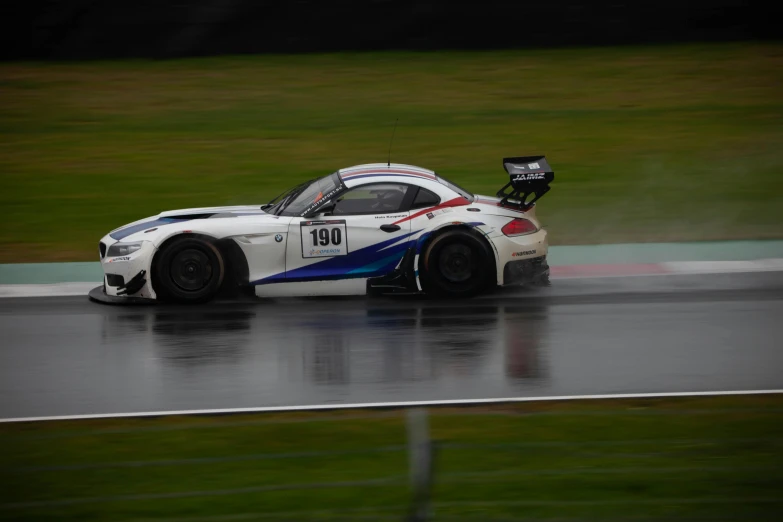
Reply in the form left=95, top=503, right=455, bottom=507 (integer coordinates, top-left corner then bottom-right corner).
left=0, top=258, right=782, bottom=298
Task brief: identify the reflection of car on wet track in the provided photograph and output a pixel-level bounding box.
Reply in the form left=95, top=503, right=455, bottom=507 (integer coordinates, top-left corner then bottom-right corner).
left=91, top=156, right=554, bottom=303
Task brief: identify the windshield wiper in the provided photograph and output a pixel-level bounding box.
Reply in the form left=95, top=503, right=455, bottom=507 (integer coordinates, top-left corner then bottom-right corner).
left=264, top=185, right=296, bottom=208
left=276, top=180, right=315, bottom=216
left=265, top=179, right=314, bottom=216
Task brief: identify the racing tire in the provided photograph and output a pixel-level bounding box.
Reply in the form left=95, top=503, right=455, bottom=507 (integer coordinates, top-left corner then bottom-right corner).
left=420, top=229, right=494, bottom=298
left=153, top=237, right=225, bottom=303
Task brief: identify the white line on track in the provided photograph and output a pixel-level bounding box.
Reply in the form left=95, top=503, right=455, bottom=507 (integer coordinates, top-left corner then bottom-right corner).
left=3, top=261, right=783, bottom=298
left=2, top=389, right=781, bottom=423
left=0, top=282, right=97, bottom=298
left=662, top=258, right=783, bottom=274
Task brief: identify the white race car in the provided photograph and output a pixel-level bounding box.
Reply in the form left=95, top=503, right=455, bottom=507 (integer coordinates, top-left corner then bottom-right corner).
left=91, top=157, right=554, bottom=303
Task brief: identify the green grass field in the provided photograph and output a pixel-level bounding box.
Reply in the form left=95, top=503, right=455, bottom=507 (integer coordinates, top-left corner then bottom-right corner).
left=1, top=43, right=782, bottom=262
left=1, top=395, right=782, bottom=521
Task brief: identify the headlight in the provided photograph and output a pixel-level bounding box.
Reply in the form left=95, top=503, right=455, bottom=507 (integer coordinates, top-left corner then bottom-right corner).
left=106, top=241, right=144, bottom=257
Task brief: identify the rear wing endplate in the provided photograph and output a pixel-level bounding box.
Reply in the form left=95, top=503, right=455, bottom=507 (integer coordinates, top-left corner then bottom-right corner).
left=496, top=155, right=554, bottom=210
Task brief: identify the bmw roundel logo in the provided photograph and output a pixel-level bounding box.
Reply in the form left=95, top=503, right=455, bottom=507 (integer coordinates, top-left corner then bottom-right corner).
left=274, top=234, right=283, bottom=243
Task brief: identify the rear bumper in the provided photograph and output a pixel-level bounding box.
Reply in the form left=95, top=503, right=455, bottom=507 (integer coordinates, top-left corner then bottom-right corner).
left=502, top=255, right=549, bottom=286
left=490, top=228, right=548, bottom=285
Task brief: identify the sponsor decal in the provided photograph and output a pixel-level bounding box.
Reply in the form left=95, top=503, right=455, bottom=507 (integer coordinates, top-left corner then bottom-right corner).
left=304, top=220, right=344, bottom=226
left=274, top=234, right=283, bottom=243
left=108, top=256, right=131, bottom=262
left=425, top=207, right=454, bottom=219
left=375, top=214, right=406, bottom=219
left=528, top=162, right=540, bottom=169
left=511, top=250, right=537, bottom=257
left=309, top=248, right=342, bottom=256
left=513, top=173, right=546, bottom=181
left=300, top=186, right=342, bottom=216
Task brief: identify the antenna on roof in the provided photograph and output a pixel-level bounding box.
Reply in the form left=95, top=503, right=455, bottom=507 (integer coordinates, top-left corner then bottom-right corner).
left=387, top=119, right=398, bottom=167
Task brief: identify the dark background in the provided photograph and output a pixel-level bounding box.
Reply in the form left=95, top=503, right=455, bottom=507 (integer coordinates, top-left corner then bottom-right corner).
left=1, top=0, right=779, bottom=60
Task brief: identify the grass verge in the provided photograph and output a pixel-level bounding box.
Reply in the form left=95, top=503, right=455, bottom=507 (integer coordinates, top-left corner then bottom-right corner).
left=1, top=43, right=782, bottom=262
left=1, top=395, right=782, bottom=520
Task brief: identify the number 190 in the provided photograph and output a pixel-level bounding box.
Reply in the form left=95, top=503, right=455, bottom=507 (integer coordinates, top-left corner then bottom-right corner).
left=310, top=228, right=341, bottom=246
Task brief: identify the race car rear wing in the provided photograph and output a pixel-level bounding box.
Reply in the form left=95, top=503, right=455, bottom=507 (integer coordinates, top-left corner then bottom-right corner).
left=496, top=155, right=554, bottom=210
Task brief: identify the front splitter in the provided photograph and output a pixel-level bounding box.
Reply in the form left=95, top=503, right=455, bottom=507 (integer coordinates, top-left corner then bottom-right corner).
left=88, top=285, right=156, bottom=305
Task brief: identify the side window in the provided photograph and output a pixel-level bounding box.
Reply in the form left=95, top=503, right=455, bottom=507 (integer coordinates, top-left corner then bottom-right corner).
left=410, top=188, right=440, bottom=210
left=332, top=184, right=410, bottom=215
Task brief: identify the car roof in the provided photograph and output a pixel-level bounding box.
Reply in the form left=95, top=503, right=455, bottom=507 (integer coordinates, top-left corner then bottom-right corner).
left=338, top=163, right=437, bottom=184
left=336, top=163, right=466, bottom=202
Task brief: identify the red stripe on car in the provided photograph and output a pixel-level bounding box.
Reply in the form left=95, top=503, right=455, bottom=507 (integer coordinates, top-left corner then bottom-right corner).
left=392, top=196, right=471, bottom=224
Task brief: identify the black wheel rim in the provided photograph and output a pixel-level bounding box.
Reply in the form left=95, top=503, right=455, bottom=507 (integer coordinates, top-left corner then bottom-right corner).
left=438, top=243, right=475, bottom=283
left=170, top=248, right=213, bottom=292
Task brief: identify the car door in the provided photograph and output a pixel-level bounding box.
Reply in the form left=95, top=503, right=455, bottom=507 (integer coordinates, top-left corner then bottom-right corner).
left=285, top=183, right=414, bottom=281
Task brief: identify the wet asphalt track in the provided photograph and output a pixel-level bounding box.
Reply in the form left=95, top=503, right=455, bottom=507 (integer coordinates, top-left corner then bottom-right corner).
left=1, top=272, right=783, bottom=419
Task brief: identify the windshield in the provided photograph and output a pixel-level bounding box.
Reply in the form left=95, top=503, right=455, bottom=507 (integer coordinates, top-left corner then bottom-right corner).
left=436, top=174, right=474, bottom=201
left=273, top=172, right=343, bottom=217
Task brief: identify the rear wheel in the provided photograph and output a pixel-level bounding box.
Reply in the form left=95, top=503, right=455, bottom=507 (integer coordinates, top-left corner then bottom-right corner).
left=420, top=229, right=494, bottom=298
left=154, top=237, right=225, bottom=303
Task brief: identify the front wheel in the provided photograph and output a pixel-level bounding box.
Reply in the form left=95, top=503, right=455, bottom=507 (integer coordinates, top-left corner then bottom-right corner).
left=419, top=229, right=494, bottom=298
left=153, top=237, right=225, bottom=303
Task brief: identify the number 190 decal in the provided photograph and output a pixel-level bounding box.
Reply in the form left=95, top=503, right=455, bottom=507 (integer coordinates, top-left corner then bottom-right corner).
left=310, top=227, right=341, bottom=246
left=301, top=220, right=348, bottom=258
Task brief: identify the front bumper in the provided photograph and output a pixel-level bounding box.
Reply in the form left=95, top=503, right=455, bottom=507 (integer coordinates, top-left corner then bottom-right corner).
left=98, top=239, right=158, bottom=299
left=88, top=284, right=156, bottom=305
